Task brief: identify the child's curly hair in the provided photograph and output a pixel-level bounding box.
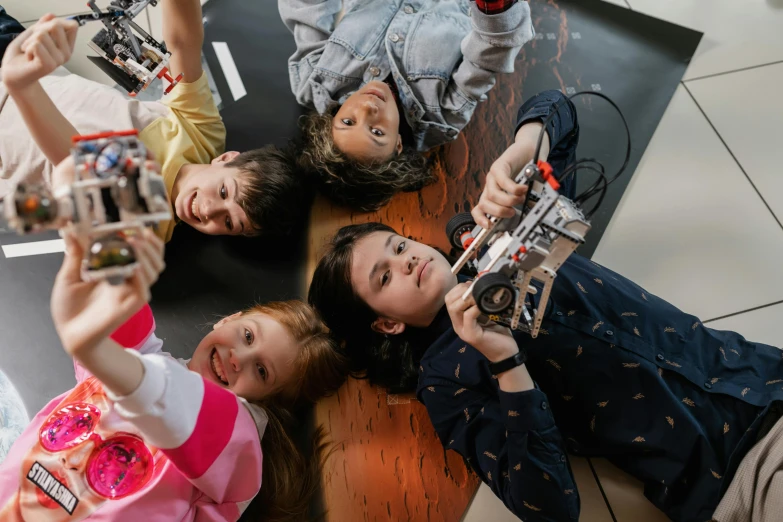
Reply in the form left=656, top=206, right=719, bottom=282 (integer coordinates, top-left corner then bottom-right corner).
left=298, top=111, right=436, bottom=212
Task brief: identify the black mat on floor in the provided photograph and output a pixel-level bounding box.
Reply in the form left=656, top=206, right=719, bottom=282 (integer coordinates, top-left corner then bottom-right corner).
left=0, top=0, right=700, bottom=502
left=516, top=0, right=702, bottom=256
left=0, top=0, right=306, bottom=416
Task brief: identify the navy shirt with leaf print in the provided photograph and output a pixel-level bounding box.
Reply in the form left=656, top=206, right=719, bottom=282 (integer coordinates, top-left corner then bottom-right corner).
left=414, top=92, right=783, bottom=522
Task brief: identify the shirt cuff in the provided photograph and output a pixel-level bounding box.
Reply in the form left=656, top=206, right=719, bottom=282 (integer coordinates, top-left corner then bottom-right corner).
left=499, top=387, right=556, bottom=432
left=105, top=350, right=167, bottom=418
left=474, top=0, right=518, bottom=15
left=162, top=71, right=210, bottom=107
left=470, top=1, right=531, bottom=40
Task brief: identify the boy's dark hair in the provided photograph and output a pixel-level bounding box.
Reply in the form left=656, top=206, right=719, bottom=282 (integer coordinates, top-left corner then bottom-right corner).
left=227, top=145, right=314, bottom=236
left=298, top=112, right=436, bottom=212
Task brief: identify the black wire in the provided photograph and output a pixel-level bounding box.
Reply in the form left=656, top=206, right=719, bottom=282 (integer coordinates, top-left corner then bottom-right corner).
left=561, top=158, right=605, bottom=199
left=577, top=167, right=609, bottom=219
left=531, top=90, right=632, bottom=219
left=555, top=159, right=610, bottom=218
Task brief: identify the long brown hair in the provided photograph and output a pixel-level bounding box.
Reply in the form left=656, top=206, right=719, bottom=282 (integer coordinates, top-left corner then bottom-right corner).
left=307, top=223, right=427, bottom=393
left=238, top=301, right=347, bottom=522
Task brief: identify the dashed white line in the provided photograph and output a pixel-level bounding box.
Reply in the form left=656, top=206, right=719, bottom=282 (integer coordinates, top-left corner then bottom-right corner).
left=2, top=239, right=65, bottom=258
left=211, top=41, right=247, bottom=101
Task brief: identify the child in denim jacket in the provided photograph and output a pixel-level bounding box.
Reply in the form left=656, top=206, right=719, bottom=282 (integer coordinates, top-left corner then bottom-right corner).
left=279, top=0, right=534, bottom=210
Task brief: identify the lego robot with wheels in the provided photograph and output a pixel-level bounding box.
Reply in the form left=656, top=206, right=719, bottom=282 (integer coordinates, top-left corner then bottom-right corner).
left=71, top=0, right=182, bottom=96
left=3, top=130, right=171, bottom=285
left=446, top=160, right=591, bottom=338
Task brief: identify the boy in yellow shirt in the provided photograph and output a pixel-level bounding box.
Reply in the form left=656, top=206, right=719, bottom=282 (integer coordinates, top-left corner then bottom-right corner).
left=0, top=1, right=306, bottom=241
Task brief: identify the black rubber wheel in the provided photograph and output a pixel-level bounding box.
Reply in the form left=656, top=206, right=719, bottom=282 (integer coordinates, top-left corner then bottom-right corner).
left=445, top=212, right=477, bottom=251
left=107, top=275, right=125, bottom=286
left=473, top=272, right=515, bottom=315
left=86, top=234, right=136, bottom=271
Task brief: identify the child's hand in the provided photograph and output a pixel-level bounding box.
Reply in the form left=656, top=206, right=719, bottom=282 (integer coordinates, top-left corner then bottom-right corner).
left=471, top=145, right=531, bottom=229
left=445, top=282, right=518, bottom=362
left=50, top=228, right=165, bottom=358
left=1, top=14, right=78, bottom=93
left=471, top=122, right=549, bottom=229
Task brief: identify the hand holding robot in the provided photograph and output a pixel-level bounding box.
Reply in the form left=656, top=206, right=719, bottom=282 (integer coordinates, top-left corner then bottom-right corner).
left=3, top=131, right=171, bottom=285
left=0, top=1, right=180, bottom=97
left=446, top=92, right=631, bottom=338
left=72, top=0, right=182, bottom=96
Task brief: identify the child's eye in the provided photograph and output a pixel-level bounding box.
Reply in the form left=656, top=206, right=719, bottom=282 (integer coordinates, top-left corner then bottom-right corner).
left=371, top=128, right=384, bottom=136
left=244, top=328, right=253, bottom=345
left=396, top=241, right=406, bottom=254
left=257, top=365, right=267, bottom=380
left=341, top=118, right=354, bottom=126
left=381, top=271, right=389, bottom=286
left=220, top=184, right=227, bottom=199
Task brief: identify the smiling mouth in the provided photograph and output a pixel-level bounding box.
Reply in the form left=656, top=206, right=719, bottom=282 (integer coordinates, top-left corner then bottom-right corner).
left=189, top=192, right=201, bottom=223
left=210, top=347, right=229, bottom=385
left=417, top=260, right=430, bottom=286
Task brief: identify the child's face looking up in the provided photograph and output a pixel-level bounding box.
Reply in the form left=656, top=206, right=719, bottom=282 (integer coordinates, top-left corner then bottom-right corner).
left=188, top=312, right=299, bottom=402
left=172, top=152, right=253, bottom=236
left=350, top=232, right=457, bottom=333
left=332, top=81, right=403, bottom=163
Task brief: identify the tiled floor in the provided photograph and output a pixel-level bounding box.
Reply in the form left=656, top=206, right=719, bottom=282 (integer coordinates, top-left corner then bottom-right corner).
left=4, top=0, right=783, bottom=521
left=464, top=0, right=783, bottom=521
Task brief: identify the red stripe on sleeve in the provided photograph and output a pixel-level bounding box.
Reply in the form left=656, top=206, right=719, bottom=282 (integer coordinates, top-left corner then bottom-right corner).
left=162, top=380, right=240, bottom=478
left=110, top=304, right=154, bottom=349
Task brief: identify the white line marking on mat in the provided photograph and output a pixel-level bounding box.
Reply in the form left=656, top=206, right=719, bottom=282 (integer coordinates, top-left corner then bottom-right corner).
left=211, top=42, right=247, bottom=101
left=2, top=239, right=65, bottom=258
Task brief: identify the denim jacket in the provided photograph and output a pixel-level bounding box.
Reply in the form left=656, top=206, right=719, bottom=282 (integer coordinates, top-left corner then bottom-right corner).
left=278, top=0, right=534, bottom=151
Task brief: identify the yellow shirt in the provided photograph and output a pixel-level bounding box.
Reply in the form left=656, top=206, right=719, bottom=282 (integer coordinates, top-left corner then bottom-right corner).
left=138, top=72, right=226, bottom=242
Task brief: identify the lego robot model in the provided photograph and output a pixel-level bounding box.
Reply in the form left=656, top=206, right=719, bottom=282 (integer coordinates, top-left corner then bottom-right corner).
left=445, top=160, right=590, bottom=338
left=3, top=131, right=171, bottom=285
left=70, top=0, right=182, bottom=96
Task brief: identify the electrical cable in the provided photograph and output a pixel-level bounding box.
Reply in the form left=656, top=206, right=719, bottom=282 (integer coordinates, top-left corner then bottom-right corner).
left=531, top=90, right=632, bottom=218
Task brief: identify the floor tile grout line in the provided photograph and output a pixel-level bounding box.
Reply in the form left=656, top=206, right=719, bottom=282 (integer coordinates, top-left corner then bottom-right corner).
left=681, top=82, right=783, bottom=232
left=703, top=299, right=783, bottom=324
left=684, top=60, right=783, bottom=84
left=586, top=458, right=619, bottom=522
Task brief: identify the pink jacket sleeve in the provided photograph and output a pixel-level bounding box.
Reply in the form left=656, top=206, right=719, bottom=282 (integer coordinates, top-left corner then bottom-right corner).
left=104, top=349, right=263, bottom=512
left=74, top=304, right=159, bottom=383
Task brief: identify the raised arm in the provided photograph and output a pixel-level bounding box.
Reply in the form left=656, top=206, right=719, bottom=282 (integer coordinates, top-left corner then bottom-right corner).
left=438, top=1, right=534, bottom=135
left=160, top=0, right=205, bottom=82
left=51, top=228, right=262, bottom=505
left=277, top=0, right=342, bottom=107
left=50, top=229, right=165, bottom=398
left=471, top=90, right=579, bottom=229
left=1, top=15, right=80, bottom=166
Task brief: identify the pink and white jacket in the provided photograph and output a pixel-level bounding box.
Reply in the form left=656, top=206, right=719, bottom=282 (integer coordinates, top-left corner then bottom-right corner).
left=0, top=305, right=265, bottom=521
